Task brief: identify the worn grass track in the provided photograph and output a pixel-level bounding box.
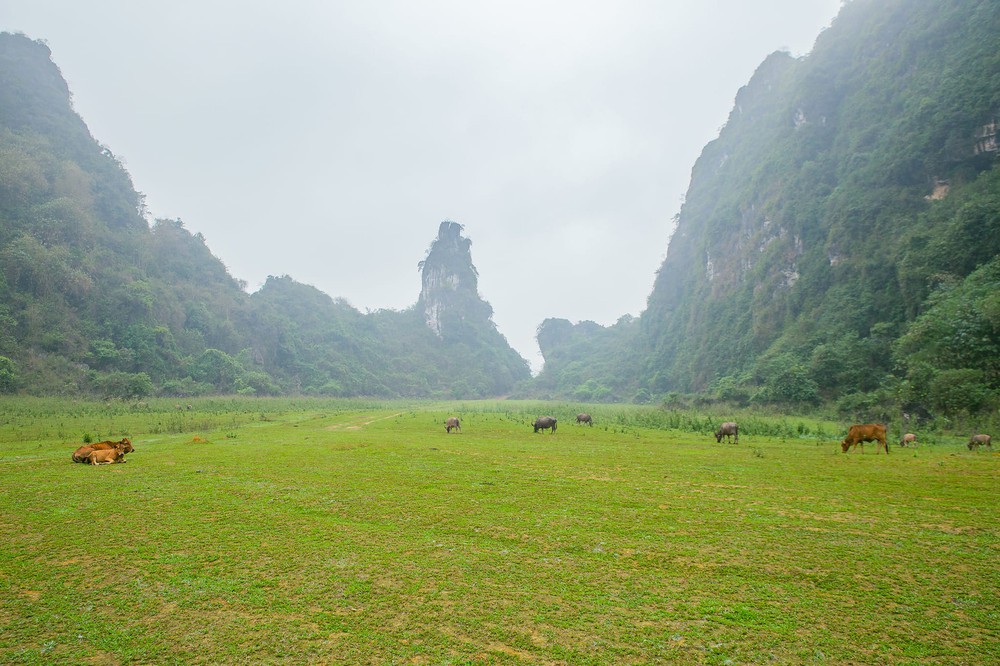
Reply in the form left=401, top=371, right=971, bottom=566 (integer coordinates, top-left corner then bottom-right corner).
left=1, top=399, right=997, bottom=664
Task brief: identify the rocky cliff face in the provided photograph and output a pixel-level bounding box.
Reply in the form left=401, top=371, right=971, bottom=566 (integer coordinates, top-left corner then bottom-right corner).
left=417, top=221, right=491, bottom=338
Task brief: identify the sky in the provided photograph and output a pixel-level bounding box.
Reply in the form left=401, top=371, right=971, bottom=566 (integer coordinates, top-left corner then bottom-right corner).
left=3, top=0, right=842, bottom=372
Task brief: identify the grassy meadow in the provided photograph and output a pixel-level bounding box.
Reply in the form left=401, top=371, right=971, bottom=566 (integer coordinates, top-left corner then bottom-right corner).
left=1, top=398, right=997, bottom=664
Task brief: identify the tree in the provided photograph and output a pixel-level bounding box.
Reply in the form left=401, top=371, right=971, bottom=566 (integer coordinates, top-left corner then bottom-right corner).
left=191, top=349, right=241, bottom=393
left=929, top=369, right=991, bottom=416
left=0, top=355, right=16, bottom=393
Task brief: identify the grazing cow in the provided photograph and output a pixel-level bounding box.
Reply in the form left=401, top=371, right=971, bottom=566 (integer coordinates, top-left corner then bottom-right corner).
left=445, top=417, right=461, bottom=433
left=899, top=433, right=917, bottom=447
left=72, top=438, right=134, bottom=463
left=533, top=416, right=557, bottom=433
left=576, top=413, right=593, bottom=426
left=715, top=422, right=739, bottom=444
left=87, top=447, right=128, bottom=465
left=841, top=424, right=889, bottom=454
left=967, top=434, right=992, bottom=450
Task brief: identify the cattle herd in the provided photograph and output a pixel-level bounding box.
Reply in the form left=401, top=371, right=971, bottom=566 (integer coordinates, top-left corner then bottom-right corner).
left=442, top=414, right=593, bottom=434
left=69, top=417, right=991, bottom=465
left=837, top=424, right=992, bottom=454
left=444, top=414, right=992, bottom=457
left=442, top=414, right=988, bottom=454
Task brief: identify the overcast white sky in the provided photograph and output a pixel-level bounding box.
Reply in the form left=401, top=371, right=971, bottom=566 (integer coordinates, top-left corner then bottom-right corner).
left=3, top=1, right=842, bottom=372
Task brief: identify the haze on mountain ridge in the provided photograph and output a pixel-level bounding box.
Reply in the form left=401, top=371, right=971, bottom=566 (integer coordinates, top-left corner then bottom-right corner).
left=0, top=0, right=997, bottom=420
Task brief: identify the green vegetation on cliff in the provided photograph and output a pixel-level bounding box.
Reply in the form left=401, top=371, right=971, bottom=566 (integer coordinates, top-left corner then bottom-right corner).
left=0, top=33, right=528, bottom=399
left=535, top=0, right=1000, bottom=419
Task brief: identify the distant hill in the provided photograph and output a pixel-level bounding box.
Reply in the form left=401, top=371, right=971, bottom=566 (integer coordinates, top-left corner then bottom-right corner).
left=0, top=32, right=529, bottom=398
left=4, top=0, right=998, bottom=419
left=534, top=0, right=1000, bottom=419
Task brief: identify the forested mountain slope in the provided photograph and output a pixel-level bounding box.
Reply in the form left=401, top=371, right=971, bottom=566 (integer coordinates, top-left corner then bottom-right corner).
left=0, top=33, right=529, bottom=398
left=535, top=0, right=1000, bottom=417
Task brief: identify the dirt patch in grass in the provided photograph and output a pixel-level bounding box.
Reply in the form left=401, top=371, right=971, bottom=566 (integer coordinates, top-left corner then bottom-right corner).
left=326, top=412, right=405, bottom=430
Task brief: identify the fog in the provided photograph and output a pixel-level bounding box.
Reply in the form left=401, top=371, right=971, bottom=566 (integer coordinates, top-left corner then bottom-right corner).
left=4, top=1, right=842, bottom=372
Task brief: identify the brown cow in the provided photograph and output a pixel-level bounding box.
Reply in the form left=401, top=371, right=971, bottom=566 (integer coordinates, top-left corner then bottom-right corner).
left=445, top=417, right=461, bottom=433
left=83, top=439, right=131, bottom=465
left=87, top=447, right=128, bottom=465
left=841, top=424, right=889, bottom=454
left=715, top=422, right=739, bottom=444
left=967, top=434, right=992, bottom=450
left=72, top=438, right=134, bottom=463
left=899, top=433, right=917, bottom=447
left=576, top=413, right=593, bottom=426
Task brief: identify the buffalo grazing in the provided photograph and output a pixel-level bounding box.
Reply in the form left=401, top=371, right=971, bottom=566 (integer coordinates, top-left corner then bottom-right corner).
left=533, top=416, right=557, bottom=433
left=576, top=413, right=593, bottom=426
left=715, top=422, right=739, bottom=444
left=967, top=434, right=992, bottom=450
left=445, top=417, right=461, bottom=433
left=899, top=433, right=917, bottom=447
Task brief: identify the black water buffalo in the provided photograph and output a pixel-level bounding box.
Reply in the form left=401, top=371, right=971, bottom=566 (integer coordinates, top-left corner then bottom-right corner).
left=841, top=423, right=888, bottom=454
left=714, top=422, right=738, bottom=444
left=445, top=417, right=461, bottom=433
left=533, top=416, right=557, bottom=433
left=967, top=434, right=992, bottom=450
left=576, top=413, right=593, bottom=426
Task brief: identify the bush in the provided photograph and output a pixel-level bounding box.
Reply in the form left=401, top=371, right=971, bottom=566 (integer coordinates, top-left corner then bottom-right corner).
left=159, top=377, right=214, bottom=397
left=712, top=375, right=751, bottom=406
left=632, top=388, right=652, bottom=404
left=92, top=371, right=153, bottom=400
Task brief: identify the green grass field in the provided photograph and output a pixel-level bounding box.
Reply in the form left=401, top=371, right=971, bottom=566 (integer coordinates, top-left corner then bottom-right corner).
left=1, top=398, right=997, bottom=664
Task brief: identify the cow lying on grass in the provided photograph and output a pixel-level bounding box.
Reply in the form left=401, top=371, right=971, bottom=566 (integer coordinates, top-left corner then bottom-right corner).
left=72, top=437, right=133, bottom=463
left=87, top=446, right=129, bottom=465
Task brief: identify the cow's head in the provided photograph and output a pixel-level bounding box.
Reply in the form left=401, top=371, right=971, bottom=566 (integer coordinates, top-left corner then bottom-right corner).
left=840, top=439, right=850, bottom=453
left=118, top=438, right=134, bottom=453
